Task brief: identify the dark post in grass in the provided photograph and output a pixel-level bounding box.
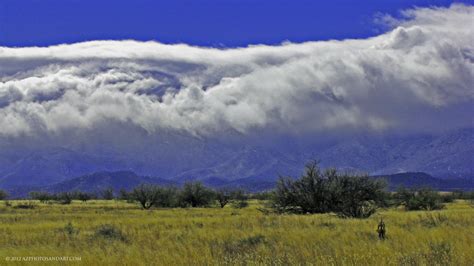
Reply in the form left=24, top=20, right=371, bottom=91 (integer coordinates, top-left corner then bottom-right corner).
left=377, top=219, right=386, bottom=240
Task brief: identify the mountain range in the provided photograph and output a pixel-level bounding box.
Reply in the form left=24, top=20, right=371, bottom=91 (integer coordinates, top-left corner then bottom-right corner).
left=0, top=128, right=473, bottom=195
left=5, top=170, right=474, bottom=198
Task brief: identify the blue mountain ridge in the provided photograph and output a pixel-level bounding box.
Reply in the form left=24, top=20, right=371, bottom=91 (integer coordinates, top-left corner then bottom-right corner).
left=1, top=128, right=472, bottom=194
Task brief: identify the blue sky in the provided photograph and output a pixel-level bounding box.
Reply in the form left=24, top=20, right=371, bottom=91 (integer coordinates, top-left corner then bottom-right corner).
left=0, top=0, right=466, bottom=47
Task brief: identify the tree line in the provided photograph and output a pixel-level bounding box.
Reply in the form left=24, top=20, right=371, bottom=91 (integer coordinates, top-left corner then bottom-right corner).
left=1, top=162, right=473, bottom=218
left=25, top=182, right=251, bottom=209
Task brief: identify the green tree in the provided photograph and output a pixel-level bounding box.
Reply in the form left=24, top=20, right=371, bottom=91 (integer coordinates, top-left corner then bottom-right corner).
left=216, top=189, right=231, bottom=208
left=272, top=162, right=331, bottom=214
left=395, top=187, right=444, bottom=210
left=154, top=187, right=179, bottom=208
left=272, top=161, right=386, bottom=218
left=327, top=173, right=386, bottom=218
left=131, top=184, right=162, bottom=209
left=179, top=182, right=214, bottom=207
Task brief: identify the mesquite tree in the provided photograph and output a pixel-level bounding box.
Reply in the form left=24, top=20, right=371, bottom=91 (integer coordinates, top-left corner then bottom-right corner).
left=131, top=184, right=162, bottom=209
left=272, top=161, right=386, bottom=218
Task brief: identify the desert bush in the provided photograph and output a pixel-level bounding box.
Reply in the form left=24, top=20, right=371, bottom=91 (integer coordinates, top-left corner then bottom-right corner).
left=101, top=188, right=115, bottom=200
left=29, top=191, right=54, bottom=203
left=216, top=189, right=249, bottom=208
left=119, top=189, right=137, bottom=203
left=327, top=173, right=386, bottom=218
left=56, top=192, right=74, bottom=205
left=13, top=201, right=37, bottom=209
left=440, top=193, right=454, bottom=203
left=463, top=191, right=474, bottom=200
left=118, top=189, right=131, bottom=201
left=237, top=235, right=266, bottom=247
left=179, top=182, right=215, bottom=207
left=450, top=190, right=464, bottom=199
left=218, top=234, right=266, bottom=262
left=154, top=187, right=179, bottom=207
left=450, top=190, right=474, bottom=201
left=395, top=187, right=444, bottom=211
left=62, top=222, right=79, bottom=236
left=75, top=191, right=93, bottom=202
left=216, top=189, right=231, bottom=208
left=271, top=161, right=386, bottom=218
left=0, top=190, right=8, bottom=200
left=93, top=224, right=127, bottom=241
left=230, top=190, right=249, bottom=209
left=272, top=163, right=331, bottom=214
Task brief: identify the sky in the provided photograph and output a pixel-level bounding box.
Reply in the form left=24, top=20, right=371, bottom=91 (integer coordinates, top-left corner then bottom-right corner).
left=0, top=3, right=473, bottom=139
left=0, top=2, right=472, bottom=181
left=0, top=0, right=469, bottom=47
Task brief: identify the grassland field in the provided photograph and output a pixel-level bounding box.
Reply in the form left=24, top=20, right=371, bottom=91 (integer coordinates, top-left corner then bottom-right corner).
left=0, top=200, right=473, bottom=266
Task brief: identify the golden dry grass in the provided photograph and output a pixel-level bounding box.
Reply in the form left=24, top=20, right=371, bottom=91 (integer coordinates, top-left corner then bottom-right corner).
left=0, top=200, right=473, bottom=265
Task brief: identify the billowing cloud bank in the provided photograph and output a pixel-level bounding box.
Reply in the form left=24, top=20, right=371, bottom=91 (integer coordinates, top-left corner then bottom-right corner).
left=0, top=4, right=473, bottom=137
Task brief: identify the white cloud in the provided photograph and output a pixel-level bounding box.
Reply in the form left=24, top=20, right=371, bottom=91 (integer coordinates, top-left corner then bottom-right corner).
left=0, top=4, right=473, bottom=137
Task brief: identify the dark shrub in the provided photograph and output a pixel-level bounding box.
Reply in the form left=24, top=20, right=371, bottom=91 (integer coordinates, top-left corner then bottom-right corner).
left=154, top=187, right=179, bottom=207
left=179, top=182, right=215, bottom=207
left=327, top=173, right=386, bottom=218
left=216, top=189, right=249, bottom=208
left=395, top=187, right=444, bottom=211
left=218, top=234, right=266, bottom=260
left=13, top=201, right=37, bottom=209
left=76, top=191, right=93, bottom=202
left=119, top=189, right=136, bottom=203
left=62, top=222, right=79, bottom=236
left=451, top=190, right=474, bottom=200
left=451, top=190, right=465, bottom=199
left=94, top=224, right=127, bottom=241
left=56, top=192, right=74, bottom=205
left=119, top=189, right=131, bottom=201
left=130, top=184, right=162, bottom=209
left=0, top=190, right=8, bottom=200
left=230, top=190, right=249, bottom=209
left=29, top=191, right=54, bottom=203
left=232, top=200, right=249, bottom=209
left=216, top=189, right=231, bottom=208
left=272, top=163, right=331, bottom=214
left=101, top=188, right=114, bottom=200
left=130, top=184, right=180, bottom=209
left=237, top=235, right=266, bottom=246
left=271, top=161, right=386, bottom=218
left=440, top=193, right=454, bottom=203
